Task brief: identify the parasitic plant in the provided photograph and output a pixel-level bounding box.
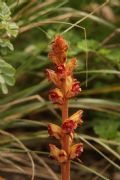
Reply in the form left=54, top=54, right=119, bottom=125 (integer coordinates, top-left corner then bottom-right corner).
left=46, top=35, right=83, bottom=180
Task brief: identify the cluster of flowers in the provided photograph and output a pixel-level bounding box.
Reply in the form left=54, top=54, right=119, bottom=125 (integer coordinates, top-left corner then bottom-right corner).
left=46, top=35, right=83, bottom=164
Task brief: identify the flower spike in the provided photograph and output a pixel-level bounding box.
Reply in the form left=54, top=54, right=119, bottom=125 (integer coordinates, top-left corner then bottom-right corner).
left=47, top=35, right=84, bottom=179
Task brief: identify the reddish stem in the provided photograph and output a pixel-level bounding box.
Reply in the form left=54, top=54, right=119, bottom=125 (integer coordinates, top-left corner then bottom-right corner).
left=61, top=99, right=70, bottom=180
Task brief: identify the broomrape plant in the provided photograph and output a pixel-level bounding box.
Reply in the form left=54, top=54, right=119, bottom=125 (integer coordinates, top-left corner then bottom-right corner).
left=46, top=35, right=83, bottom=180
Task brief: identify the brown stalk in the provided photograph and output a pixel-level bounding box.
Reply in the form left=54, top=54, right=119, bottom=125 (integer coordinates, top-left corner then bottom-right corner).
left=61, top=98, right=70, bottom=180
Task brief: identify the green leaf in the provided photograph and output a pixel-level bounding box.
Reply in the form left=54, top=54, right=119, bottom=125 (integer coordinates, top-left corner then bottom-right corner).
left=98, top=48, right=111, bottom=56
left=0, top=38, right=14, bottom=51
left=0, top=2, right=11, bottom=20
left=0, top=74, right=5, bottom=83
left=1, top=83, right=8, bottom=94
left=0, top=58, right=16, bottom=94
left=4, top=75, right=15, bottom=86
left=94, top=119, right=120, bottom=140
left=77, top=39, right=100, bottom=52
left=1, top=64, right=16, bottom=76
left=0, top=59, right=16, bottom=76
left=103, top=49, right=120, bottom=61
left=6, top=22, right=19, bottom=37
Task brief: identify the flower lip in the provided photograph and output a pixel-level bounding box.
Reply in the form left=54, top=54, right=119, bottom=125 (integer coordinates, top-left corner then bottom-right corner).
left=49, top=144, right=68, bottom=163
left=49, top=88, right=64, bottom=104
left=62, top=119, right=77, bottom=133
left=49, top=91, right=59, bottom=101
left=58, top=150, right=68, bottom=163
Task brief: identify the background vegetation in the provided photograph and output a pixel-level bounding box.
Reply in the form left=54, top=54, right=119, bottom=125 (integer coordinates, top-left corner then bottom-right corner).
left=0, top=0, right=120, bottom=179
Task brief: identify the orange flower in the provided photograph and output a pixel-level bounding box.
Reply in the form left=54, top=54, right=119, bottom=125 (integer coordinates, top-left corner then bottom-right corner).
left=56, top=64, right=66, bottom=79
left=49, top=144, right=68, bottom=163
left=72, top=79, right=81, bottom=95
left=69, top=143, right=83, bottom=159
left=49, top=88, right=64, bottom=104
left=66, top=58, right=77, bottom=75
left=56, top=58, right=77, bottom=79
left=52, top=35, right=68, bottom=53
left=46, top=69, right=61, bottom=87
left=62, top=110, right=83, bottom=133
left=48, top=123, right=62, bottom=139
left=62, top=120, right=77, bottom=134
left=69, top=110, right=83, bottom=126
left=64, top=76, right=73, bottom=95
left=67, top=79, right=81, bottom=98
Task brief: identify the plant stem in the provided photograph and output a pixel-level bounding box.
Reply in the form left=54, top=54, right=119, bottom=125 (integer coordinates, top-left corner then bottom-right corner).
left=61, top=99, right=70, bottom=180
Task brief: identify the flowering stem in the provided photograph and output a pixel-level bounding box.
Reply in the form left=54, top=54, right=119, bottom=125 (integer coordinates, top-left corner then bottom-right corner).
left=61, top=99, right=70, bottom=180
left=47, top=35, right=83, bottom=180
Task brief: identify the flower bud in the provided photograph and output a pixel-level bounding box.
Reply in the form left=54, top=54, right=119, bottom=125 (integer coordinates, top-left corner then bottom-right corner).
left=48, top=35, right=68, bottom=66
left=69, top=143, right=83, bottom=159
left=48, top=123, right=62, bottom=140
left=49, top=88, right=64, bottom=104
left=49, top=144, right=68, bottom=163
left=52, top=35, right=68, bottom=53
left=46, top=69, right=61, bottom=87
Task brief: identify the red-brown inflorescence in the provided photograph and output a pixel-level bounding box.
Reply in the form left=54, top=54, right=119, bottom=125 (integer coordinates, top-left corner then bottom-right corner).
left=46, top=35, right=83, bottom=179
